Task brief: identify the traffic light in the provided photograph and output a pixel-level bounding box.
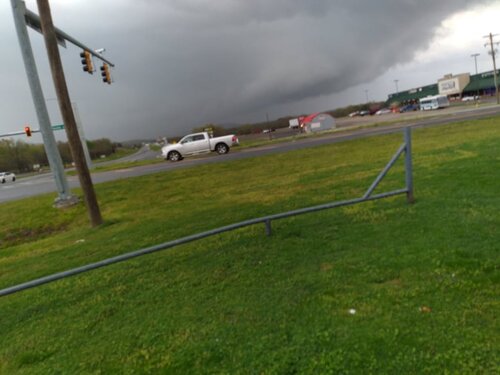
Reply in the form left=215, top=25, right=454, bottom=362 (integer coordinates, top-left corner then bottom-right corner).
left=80, top=50, right=94, bottom=74
left=24, top=126, right=32, bottom=137
left=100, top=63, right=111, bottom=84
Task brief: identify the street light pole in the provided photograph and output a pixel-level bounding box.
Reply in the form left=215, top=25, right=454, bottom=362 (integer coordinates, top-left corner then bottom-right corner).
left=470, top=53, right=480, bottom=75
left=470, top=53, right=480, bottom=104
left=394, top=79, right=399, bottom=94
left=364, top=89, right=369, bottom=103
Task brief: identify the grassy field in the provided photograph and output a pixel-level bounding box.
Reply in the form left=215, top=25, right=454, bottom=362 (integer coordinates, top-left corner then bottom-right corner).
left=0, top=117, right=498, bottom=373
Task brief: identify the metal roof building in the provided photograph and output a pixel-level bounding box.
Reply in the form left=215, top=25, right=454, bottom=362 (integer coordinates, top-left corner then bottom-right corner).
left=386, top=70, right=499, bottom=104
left=387, top=84, right=438, bottom=105
left=300, top=113, right=336, bottom=133
left=463, top=70, right=499, bottom=96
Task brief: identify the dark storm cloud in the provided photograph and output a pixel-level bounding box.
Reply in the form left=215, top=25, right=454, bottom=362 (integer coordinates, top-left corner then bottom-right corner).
left=0, top=0, right=493, bottom=140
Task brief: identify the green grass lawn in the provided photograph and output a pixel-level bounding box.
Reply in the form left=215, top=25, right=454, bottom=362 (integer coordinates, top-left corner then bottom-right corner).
left=0, top=118, right=498, bottom=373
left=86, top=157, right=164, bottom=174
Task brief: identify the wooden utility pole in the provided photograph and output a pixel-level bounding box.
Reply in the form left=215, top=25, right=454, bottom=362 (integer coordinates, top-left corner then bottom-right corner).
left=36, top=0, right=103, bottom=226
left=484, top=33, right=499, bottom=105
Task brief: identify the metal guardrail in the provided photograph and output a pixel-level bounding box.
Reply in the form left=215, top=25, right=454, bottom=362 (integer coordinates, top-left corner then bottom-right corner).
left=0, top=128, right=414, bottom=298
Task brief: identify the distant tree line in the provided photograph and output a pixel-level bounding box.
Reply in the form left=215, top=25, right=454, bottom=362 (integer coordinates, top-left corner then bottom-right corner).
left=326, top=101, right=385, bottom=118
left=0, top=138, right=119, bottom=173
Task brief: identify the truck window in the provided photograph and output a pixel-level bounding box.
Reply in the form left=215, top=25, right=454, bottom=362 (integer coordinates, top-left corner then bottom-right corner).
left=192, top=134, right=205, bottom=141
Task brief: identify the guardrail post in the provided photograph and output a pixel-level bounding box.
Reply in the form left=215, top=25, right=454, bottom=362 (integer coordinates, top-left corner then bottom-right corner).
left=404, top=127, right=415, bottom=204
left=265, top=220, right=272, bottom=236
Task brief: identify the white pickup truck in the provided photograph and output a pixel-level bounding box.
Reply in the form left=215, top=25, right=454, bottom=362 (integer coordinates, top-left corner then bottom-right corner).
left=161, top=132, right=239, bottom=162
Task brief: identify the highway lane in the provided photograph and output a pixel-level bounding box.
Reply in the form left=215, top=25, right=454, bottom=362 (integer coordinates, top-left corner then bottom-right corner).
left=97, top=144, right=158, bottom=164
left=1, top=104, right=499, bottom=203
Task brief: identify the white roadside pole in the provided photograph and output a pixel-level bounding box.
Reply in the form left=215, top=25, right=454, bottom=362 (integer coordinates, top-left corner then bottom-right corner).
left=72, top=102, right=92, bottom=169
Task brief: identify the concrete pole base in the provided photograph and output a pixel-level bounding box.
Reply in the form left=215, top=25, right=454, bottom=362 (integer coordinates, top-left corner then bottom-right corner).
left=53, top=194, right=80, bottom=209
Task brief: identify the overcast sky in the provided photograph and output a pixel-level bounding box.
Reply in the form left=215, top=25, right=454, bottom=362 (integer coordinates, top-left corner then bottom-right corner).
left=0, top=0, right=498, bottom=142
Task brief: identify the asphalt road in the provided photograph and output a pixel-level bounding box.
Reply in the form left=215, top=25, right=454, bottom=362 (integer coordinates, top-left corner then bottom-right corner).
left=97, top=144, right=159, bottom=164
left=1, top=104, right=499, bottom=204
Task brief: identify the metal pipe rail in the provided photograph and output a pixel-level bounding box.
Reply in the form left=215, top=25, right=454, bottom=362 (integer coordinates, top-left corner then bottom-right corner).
left=0, top=128, right=414, bottom=298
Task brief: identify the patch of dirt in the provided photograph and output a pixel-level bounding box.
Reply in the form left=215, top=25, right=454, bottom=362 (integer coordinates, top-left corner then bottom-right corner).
left=0, top=225, right=67, bottom=249
left=320, top=263, right=334, bottom=272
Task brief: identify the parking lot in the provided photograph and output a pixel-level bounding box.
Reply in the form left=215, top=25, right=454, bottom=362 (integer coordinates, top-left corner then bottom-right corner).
left=239, top=99, right=493, bottom=143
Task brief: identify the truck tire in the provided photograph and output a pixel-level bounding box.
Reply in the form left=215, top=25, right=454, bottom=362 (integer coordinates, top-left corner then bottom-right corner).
left=168, top=151, right=182, bottom=162
left=215, top=143, right=229, bottom=154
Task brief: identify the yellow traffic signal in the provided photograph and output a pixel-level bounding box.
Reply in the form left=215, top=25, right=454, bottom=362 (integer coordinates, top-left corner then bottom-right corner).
left=80, top=50, right=94, bottom=74
left=100, top=63, right=111, bottom=84
left=24, top=126, right=32, bottom=137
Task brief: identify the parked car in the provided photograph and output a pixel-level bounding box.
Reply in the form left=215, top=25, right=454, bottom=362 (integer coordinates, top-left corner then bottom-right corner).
left=461, top=95, right=479, bottom=102
left=399, top=104, right=419, bottom=112
left=375, top=108, right=392, bottom=115
left=161, top=132, right=239, bottom=162
left=348, top=111, right=360, bottom=117
left=0, top=172, right=16, bottom=183
left=359, top=110, right=370, bottom=116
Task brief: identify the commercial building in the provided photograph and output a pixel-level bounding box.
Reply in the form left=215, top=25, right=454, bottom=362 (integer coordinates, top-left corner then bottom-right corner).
left=438, top=73, right=470, bottom=98
left=462, top=70, right=499, bottom=97
left=387, top=70, right=499, bottom=105
left=387, top=84, right=438, bottom=105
